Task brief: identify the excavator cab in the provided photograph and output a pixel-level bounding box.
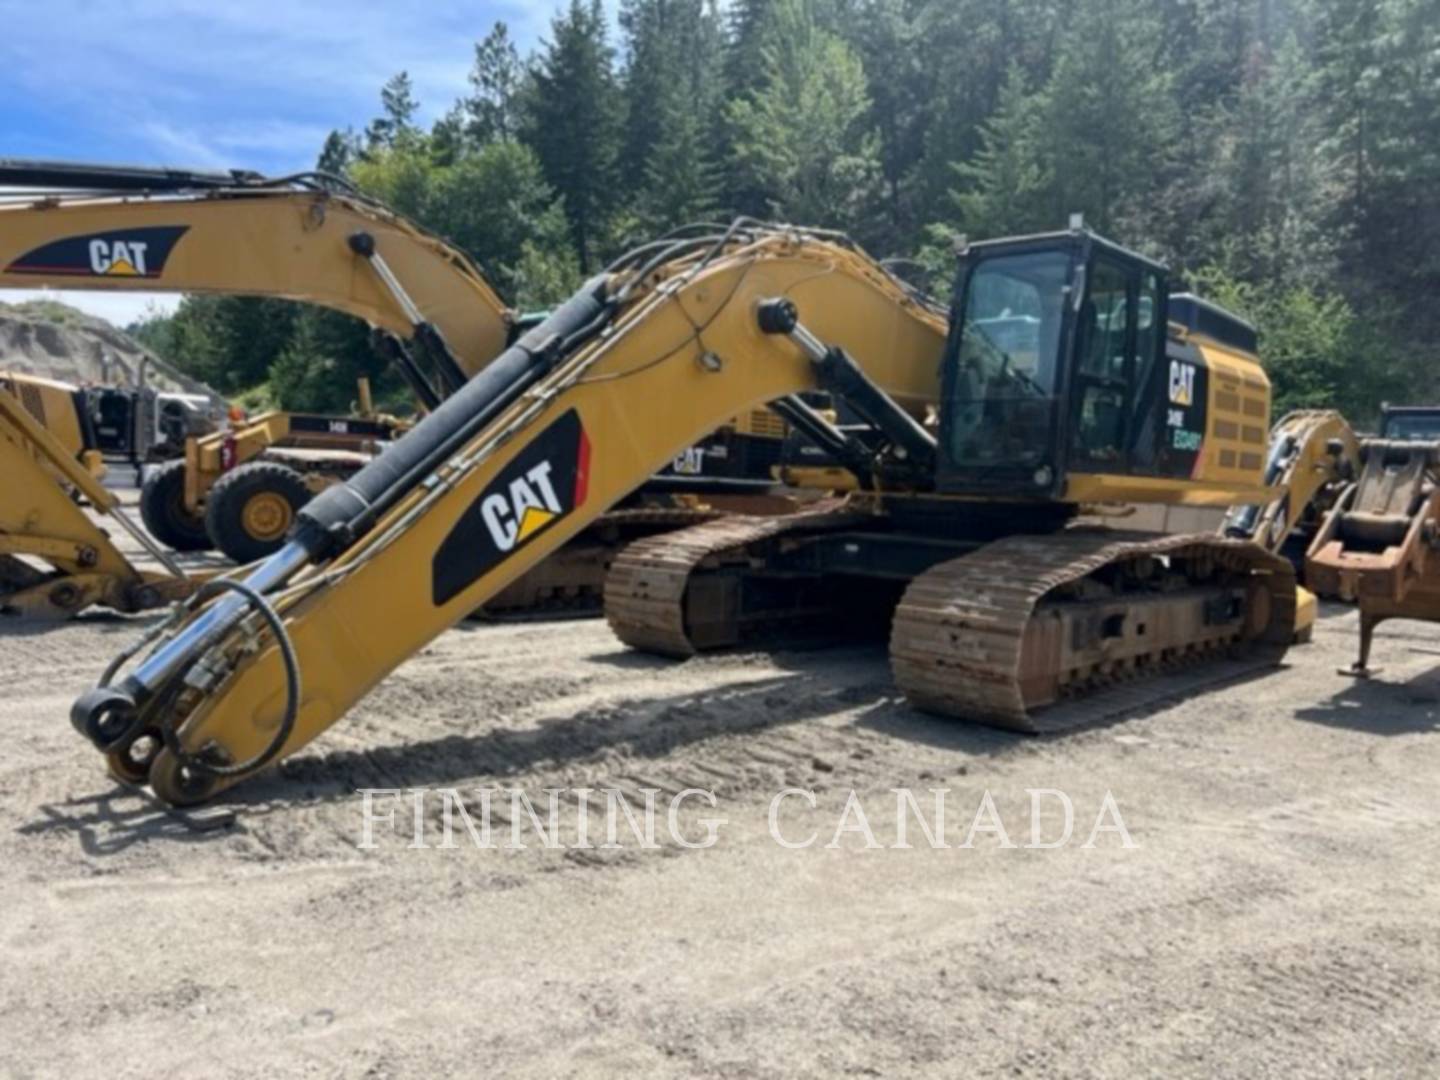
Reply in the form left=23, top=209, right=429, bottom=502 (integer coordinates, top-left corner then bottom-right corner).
left=938, top=229, right=1170, bottom=500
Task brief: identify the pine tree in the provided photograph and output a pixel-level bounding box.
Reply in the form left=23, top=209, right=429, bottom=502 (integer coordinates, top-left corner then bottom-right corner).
left=909, top=0, right=1064, bottom=234
left=1039, top=0, right=1176, bottom=236
left=316, top=128, right=360, bottom=177
left=1217, top=29, right=1336, bottom=289
left=620, top=0, right=725, bottom=229
left=522, top=0, right=623, bottom=270
left=725, top=0, right=881, bottom=233
left=724, top=0, right=779, bottom=102
left=1323, top=0, right=1440, bottom=379
left=365, top=72, right=421, bottom=152
left=847, top=0, right=924, bottom=249
left=945, top=65, right=1053, bottom=238
left=467, top=23, right=523, bottom=145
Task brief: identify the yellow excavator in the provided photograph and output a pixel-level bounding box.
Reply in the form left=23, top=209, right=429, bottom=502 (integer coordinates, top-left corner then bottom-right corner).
left=0, top=158, right=513, bottom=558
left=0, top=160, right=788, bottom=615
left=70, top=219, right=1299, bottom=805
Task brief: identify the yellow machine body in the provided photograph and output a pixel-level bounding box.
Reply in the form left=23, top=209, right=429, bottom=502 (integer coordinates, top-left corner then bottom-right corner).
left=66, top=226, right=1303, bottom=804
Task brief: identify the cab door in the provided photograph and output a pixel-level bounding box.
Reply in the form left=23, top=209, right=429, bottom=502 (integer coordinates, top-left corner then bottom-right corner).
left=1065, top=254, right=1168, bottom=475
left=1067, top=253, right=1138, bottom=470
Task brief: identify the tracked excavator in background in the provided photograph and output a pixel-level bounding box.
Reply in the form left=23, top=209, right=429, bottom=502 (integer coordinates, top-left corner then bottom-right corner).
left=70, top=220, right=1299, bottom=806
left=0, top=159, right=791, bottom=615
left=1307, top=405, right=1440, bottom=675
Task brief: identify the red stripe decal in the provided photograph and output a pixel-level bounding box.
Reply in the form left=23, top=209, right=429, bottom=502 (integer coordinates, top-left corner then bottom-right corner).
left=574, top=427, right=591, bottom=506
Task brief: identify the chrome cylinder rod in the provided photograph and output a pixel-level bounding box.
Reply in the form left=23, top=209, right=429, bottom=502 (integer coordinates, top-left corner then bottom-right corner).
left=126, top=539, right=312, bottom=694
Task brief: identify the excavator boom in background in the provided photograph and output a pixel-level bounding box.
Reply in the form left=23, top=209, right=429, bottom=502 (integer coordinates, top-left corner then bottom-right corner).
left=68, top=220, right=1299, bottom=805
left=0, top=160, right=794, bottom=615
left=0, top=158, right=516, bottom=581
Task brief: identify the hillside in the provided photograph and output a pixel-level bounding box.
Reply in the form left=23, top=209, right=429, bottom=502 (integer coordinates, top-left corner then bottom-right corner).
left=0, top=299, right=213, bottom=399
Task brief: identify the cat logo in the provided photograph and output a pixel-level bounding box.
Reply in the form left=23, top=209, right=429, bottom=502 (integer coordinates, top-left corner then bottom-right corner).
left=432, top=410, right=591, bottom=606
left=88, top=238, right=150, bottom=276
left=1168, top=360, right=1197, bottom=407
left=480, top=462, right=564, bottom=551
left=6, top=226, right=189, bottom=279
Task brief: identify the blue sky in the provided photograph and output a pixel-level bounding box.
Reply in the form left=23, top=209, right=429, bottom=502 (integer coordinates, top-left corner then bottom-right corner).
left=0, top=0, right=565, bottom=324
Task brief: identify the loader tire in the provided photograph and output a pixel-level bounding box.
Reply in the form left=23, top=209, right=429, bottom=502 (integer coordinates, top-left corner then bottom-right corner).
left=138, top=459, right=212, bottom=553
left=205, top=461, right=310, bottom=564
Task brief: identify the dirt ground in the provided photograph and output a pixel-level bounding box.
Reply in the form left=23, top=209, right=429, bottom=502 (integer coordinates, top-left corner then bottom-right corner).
left=2, top=493, right=1439, bottom=1077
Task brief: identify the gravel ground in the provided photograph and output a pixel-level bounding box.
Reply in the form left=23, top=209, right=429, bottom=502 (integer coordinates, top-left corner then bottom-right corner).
left=1, top=496, right=1438, bottom=1077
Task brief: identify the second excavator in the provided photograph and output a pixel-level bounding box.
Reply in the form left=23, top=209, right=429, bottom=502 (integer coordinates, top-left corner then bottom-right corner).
left=71, top=220, right=1298, bottom=805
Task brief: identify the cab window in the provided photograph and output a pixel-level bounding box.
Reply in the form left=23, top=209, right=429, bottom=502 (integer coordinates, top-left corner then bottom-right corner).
left=1070, top=256, right=1135, bottom=464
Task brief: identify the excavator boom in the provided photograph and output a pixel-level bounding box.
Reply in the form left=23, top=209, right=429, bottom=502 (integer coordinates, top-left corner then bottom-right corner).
left=0, top=161, right=512, bottom=399
left=71, top=227, right=945, bottom=802
left=0, top=389, right=194, bottom=616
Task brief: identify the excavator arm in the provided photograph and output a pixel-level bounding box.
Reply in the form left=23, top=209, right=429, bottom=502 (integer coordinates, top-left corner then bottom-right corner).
left=70, top=226, right=947, bottom=804
left=1220, top=409, right=1361, bottom=641
left=0, top=160, right=513, bottom=402
left=1224, top=409, right=1360, bottom=555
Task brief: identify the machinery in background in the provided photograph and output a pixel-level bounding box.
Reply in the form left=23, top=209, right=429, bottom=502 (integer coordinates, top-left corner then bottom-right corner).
left=0, top=385, right=194, bottom=618
left=1223, top=410, right=1360, bottom=564
left=87, top=383, right=219, bottom=463
left=1306, top=405, right=1440, bottom=675
left=139, top=377, right=411, bottom=563
left=1, top=369, right=221, bottom=478
left=0, top=159, right=794, bottom=592
left=69, top=220, right=1299, bottom=805
left=1222, top=409, right=1362, bottom=638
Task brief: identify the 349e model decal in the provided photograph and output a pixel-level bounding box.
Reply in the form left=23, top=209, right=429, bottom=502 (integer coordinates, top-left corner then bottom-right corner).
left=6, top=226, right=189, bottom=279
left=431, top=409, right=591, bottom=606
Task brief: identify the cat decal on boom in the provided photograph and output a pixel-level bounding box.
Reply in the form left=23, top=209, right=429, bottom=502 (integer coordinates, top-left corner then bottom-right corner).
left=5, top=226, right=189, bottom=278
left=431, top=409, right=592, bottom=605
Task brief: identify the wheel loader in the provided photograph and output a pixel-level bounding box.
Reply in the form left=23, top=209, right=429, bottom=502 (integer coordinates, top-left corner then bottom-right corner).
left=69, top=219, right=1300, bottom=805
left=0, top=159, right=792, bottom=616
left=138, top=378, right=410, bottom=563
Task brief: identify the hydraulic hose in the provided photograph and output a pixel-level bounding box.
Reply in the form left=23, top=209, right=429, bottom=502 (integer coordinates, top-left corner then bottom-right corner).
left=158, top=577, right=300, bottom=779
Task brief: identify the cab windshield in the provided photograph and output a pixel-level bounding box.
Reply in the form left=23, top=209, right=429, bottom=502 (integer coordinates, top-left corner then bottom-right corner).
left=947, top=250, right=1071, bottom=469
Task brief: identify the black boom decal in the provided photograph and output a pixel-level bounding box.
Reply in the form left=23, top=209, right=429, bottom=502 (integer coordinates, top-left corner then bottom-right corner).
left=430, top=409, right=591, bottom=606
left=7, top=226, right=189, bottom=278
